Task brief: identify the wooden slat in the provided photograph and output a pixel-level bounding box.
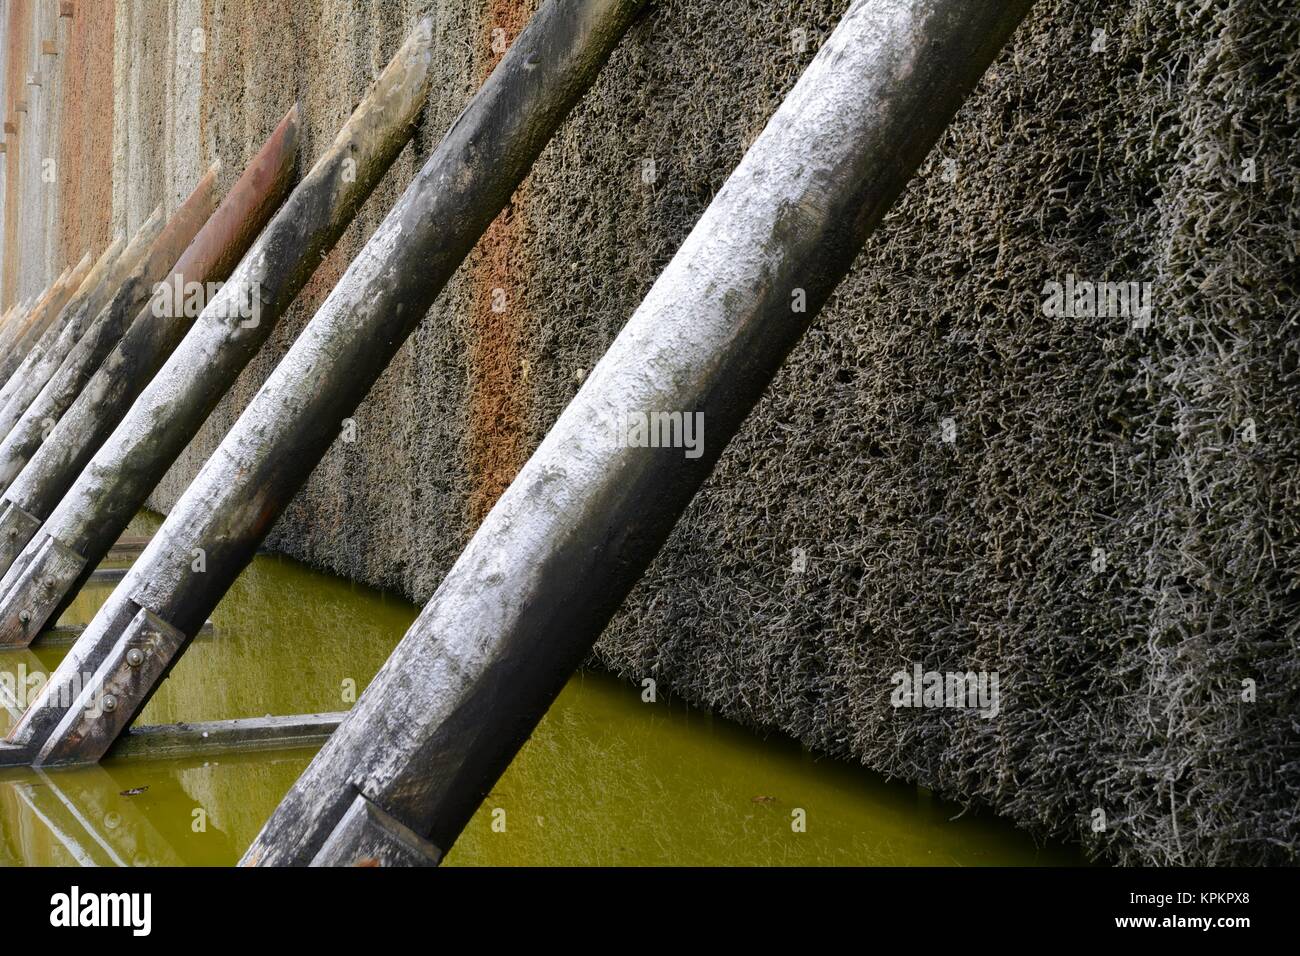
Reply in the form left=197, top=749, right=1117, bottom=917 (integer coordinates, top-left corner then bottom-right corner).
left=111, top=713, right=345, bottom=760
left=41, top=619, right=214, bottom=647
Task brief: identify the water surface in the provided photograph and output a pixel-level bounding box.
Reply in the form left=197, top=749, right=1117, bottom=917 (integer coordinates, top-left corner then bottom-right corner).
left=0, top=516, right=1080, bottom=866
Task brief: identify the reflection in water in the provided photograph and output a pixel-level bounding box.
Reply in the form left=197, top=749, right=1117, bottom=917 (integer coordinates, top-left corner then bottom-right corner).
left=0, top=515, right=1081, bottom=866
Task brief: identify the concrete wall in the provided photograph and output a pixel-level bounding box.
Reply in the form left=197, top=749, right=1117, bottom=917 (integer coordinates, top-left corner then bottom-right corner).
left=1, top=0, right=1296, bottom=865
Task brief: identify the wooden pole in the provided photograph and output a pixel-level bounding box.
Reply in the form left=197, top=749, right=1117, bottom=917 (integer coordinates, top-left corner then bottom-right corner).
left=0, top=210, right=164, bottom=439
left=0, top=238, right=124, bottom=415
left=0, top=18, right=435, bottom=639
left=0, top=104, right=299, bottom=594
left=0, top=272, right=69, bottom=380
left=0, top=286, right=57, bottom=368
left=245, top=0, right=1036, bottom=866
left=5, top=254, right=94, bottom=366
left=0, top=0, right=650, bottom=770
left=0, top=165, right=219, bottom=486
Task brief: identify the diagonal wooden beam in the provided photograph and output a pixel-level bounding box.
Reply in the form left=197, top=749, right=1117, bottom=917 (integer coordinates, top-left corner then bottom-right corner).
left=247, top=0, right=1037, bottom=866
left=0, top=17, right=436, bottom=645
left=0, top=167, right=219, bottom=490
left=0, top=104, right=300, bottom=626
left=0, top=0, right=649, bottom=772
left=0, top=211, right=163, bottom=456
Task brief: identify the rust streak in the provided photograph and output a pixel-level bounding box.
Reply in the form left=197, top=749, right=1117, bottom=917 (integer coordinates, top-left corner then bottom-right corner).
left=465, top=0, right=536, bottom=528
left=56, top=0, right=115, bottom=266
left=2, top=0, right=33, bottom=309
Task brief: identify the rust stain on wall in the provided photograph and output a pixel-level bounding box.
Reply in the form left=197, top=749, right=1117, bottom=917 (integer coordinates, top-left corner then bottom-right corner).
left=56, top=0, right=115, bottom=264
left=2, top=0, right=33, bottom=309
left=465, top=0, right=536, bottom=528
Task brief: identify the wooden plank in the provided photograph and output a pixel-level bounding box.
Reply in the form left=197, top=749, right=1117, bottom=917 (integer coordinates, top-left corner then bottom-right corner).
left=110, top=713, right=345, bottom=761
left=105, top=534, right=151, bottom=558
left=0, top=527, right=85, bottom=646
left=40, top=618, right=214, bottom=647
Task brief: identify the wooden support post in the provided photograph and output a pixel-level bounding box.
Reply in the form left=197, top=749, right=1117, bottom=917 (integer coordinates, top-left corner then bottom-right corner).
left=0, top=211, right=162, bottom=453
left=10, top=256, right=95, bottom=360
left=0, top=104, right=299, bottom=609
left=244, top=0, right=1036, bottom=866
left=0, top=18, right=435, bottom=642
left=4, top=0, right=649, bottom=768
left=0, top=273, right=69, bottom=380
left=0, top=167, right=218, bottom=490
left=0, top=238, right=124, bottom=418
left=0, top=272, right=75, bottom=384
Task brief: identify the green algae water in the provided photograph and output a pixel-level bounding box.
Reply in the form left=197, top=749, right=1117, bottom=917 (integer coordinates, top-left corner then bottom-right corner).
left=0, top=516, right=1080, bottom=867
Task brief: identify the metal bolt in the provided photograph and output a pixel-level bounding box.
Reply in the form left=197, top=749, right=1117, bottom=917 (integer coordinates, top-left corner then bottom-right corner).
left=18, top=611, right=29, bottom=624
left=101, top=694, right=117, bottom=712
left=125, top=648, right=144, bottom=667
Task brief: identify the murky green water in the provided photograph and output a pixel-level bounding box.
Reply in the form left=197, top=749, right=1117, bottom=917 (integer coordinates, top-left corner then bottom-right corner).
left=0, top=515, right=1080, bottom=866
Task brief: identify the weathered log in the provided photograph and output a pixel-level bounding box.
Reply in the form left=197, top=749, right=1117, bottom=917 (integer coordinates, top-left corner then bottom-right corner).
left=0, top=282, right=63, bottom=388
left=245, top=0, right=1036, bottom=865
left=0, top=210, right=164, bottom=437
left=0, top=166, right=218, bottom=491
left=4, top=254, right=93, bottom=368
left=0, top=237, right=125, bottom=418
left=1, top=0, right=649, bottom=770
left=0, top=19, right=435, bottom=642
left=0, top=272, right=69, bottom=380
left=0, top=302, right=19, bottom=342
left=0, top=284, right=58, bottom=361
left=0, top=105, right=299, bottom=601
left=0, top=298, right=38, bottom=354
